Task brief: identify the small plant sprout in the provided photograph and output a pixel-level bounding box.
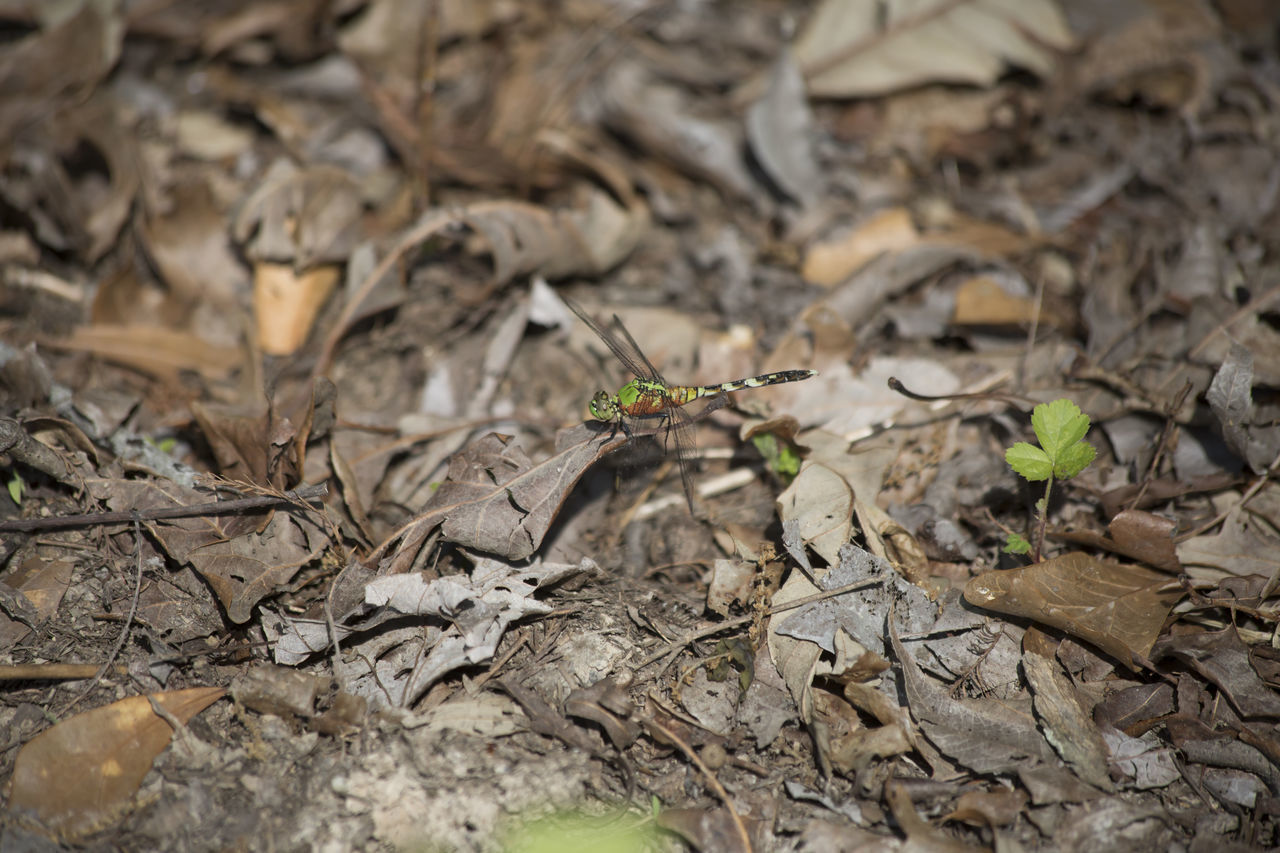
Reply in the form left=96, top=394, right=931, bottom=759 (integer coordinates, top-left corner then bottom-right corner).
left=1004, top=399, right=1096, bottom=561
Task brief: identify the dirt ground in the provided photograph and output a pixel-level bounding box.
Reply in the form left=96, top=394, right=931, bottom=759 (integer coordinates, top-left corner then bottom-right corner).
left=3, top=1, right=1280, bottom=851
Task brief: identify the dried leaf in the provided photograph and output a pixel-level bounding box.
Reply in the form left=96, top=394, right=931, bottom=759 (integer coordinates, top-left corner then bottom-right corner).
left=777, top=462, right=854, bottom=567
left=1206, top=342, right=1280, bottom=474
left=802, top=207, right=920, bottom=287
left=1107, top=509, right=1180, bottom=573
left=1150, top=627, right=1280, bottom=719
left=1022, top=628, right=1114, bottom=791
left=253, top=262, right=340, bottom=356
left=55, top=324, right=242, bottom=383
left=8, top=688, right=224, bottom=839
left=233, top=159, right=365, bottom=267
left=386, top=426, right=623, bottom=563
left=791, top=0, right=1075, bottom=99
left=889, top=618, right=1053, bottom=775
left=746, top=48, right=821, bottom=208
left=1177, top=507, right=1280, bottom=584
left=593, top=61, right=757, bottom=203
left=964, top=553, right=1183, bottom=668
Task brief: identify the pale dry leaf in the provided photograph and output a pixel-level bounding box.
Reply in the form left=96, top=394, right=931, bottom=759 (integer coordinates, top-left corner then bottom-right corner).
left=253, top=262, right=340, bottom=356
left=803, top=207, right=921, bottom=287
left=746, top=48, right=822, bottom=208
left=56, top=324, right=242, bottom=383
left=791, top=0, right=1075, bottom=99
left=777, top=461, right=854, bottom=567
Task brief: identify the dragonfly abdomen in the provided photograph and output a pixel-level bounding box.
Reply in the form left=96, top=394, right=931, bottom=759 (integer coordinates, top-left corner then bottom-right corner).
left=685, top=369, right=818, bottom=401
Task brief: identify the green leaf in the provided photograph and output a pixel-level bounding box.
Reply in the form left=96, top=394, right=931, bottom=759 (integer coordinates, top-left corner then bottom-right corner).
left=751, top=432, right=802, bottom=480
left=1005, top=533, right=1031, bottom=554
left=7, top=470, right=23, bottom=505
left=1054, top=440, right=1097, bottom=479
left=1022, top=399, right=1095, bottom=481
left=1006, top=442, right=1052, bottom=481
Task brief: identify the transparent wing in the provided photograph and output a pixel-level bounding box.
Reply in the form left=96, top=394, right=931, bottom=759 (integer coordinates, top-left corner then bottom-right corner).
left=564, top=297, right=667, bottom=386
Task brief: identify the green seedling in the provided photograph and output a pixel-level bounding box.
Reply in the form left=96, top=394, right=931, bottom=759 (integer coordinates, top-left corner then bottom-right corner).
left=6, top=469, right=23, bottom=504
left=1004, top=399, right=1096, bottom=561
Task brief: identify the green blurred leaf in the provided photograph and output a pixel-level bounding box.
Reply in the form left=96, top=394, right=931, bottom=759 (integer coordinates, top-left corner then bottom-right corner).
left=1005, top=533, right=1031, bottom=554
left=505, top=810, right=659, bottom=853
left=751, top=432, right=802, bottom=480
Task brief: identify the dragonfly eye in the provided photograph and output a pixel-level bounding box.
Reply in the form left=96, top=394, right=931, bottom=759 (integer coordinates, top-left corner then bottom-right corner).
left=589, top=391, right=614, bottom=420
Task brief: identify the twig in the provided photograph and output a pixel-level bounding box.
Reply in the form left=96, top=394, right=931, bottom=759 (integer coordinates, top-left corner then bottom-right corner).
left=56, top=516, right=146, bottom=717
left=0, top=483, right=329, bottom=533
left=641, top=707, right=752, bottom=853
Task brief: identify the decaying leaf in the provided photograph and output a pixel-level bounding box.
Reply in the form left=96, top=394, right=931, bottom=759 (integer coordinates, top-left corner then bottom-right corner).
left=1206, top=342, right=1280, bottom=475
left=86, top=478, right=331, bottom=625
left=1022, top=628, right=1114, bottom=791
left=964, top=552, right=1184, bottom=669
left=789, top=0, right=1075, bottom=99
left=889, top=618, right=1054, bottom=776
left=377, top=426, right=624, bottom=567
left=7, top=688, right=224, bottom=840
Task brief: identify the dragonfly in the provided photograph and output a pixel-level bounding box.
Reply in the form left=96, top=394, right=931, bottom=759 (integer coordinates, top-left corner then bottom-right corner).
left=565, top=297, right=817, bottom=510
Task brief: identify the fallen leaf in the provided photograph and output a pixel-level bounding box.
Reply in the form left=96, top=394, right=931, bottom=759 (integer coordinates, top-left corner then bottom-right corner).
left=8, top=688, right=224, bottom=840
left=790, top=0, right=1075, bottom=99
left=964, top=553, right=1184, bottom=668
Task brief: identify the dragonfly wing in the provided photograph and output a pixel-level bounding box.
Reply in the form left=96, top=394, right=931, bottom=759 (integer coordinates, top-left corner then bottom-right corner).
left=608, top=314, right=668, bottom=387
left=665, top=404, right=700, bottom=512
left=563, top=298, right=660, bottom=383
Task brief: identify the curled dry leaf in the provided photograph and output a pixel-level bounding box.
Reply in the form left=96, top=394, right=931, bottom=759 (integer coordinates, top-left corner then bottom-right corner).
left=1022, top=628, right=1114, bottom=791
left=777, top=461, right=854, bottom=567
left=377, top=425, right=624, bottom=567
left=964, top=552, right=1185, bottom=669
left=232, top=159, right=365, bottom=268
left=8, top=688, right=224, bottom=840
left=789, top=0, right=1075, bottom=100
left=1107, top=508, right=1180, bottom=572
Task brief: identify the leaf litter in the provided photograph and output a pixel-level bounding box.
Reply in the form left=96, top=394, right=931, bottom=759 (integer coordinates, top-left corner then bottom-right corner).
left=3, top=1, right=1280, bottom=850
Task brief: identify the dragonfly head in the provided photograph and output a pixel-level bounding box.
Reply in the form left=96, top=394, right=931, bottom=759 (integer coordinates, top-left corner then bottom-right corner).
left=588, top=390, right=618, bottom=421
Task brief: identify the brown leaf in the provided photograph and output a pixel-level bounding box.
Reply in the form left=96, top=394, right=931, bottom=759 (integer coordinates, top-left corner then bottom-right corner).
left=889, top=618, right=1053, bottom=775
left=8, top=688, right=224, bottom=840
left=232, top=160, right=365, bottom=268
left=1150, top=627, right=1280, bottom=719
left=0, top=2, right=123, bottom=141
left=944, top=787, right=1028, bottom=828
left=53, top=324, right=242, bottom=384
left=383, top=426, right=622, bottom=564
left=190, top=397, right=301, bottom=489
left=87, top=479, right=329, bottom=625
left=253, top=262, right=339, bottom=356
left=964, top=552, right=1184, bottom=668
left=884, top=779, right=985, bottom=853
left=1022, top=628, right=1114, bottom=791
left=140, top=178, right=246, bottom=306
left=1108, top=508, right=1180, bottom=572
